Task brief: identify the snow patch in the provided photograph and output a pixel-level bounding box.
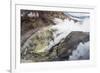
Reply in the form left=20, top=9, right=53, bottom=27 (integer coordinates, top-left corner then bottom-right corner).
left=69, top=42, right=90, bottom=60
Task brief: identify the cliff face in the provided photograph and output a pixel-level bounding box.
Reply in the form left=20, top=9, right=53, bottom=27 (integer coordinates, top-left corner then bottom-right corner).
left=21, top=10, right=90, bottom=63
